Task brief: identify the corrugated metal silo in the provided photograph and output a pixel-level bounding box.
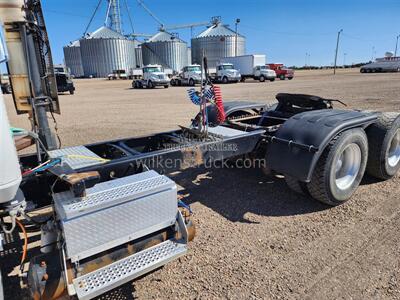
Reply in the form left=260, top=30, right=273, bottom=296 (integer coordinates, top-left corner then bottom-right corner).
left=187, top=47, right=192, bottom=65
left=191, top=22, right=246, bottom=68
left=141, top=31, right=188, bottom=72
left=63, top=40, right=84, bottom=77
left=135, top=45, right=143, bottom=68
left=79, top=26, right=137, bottom=77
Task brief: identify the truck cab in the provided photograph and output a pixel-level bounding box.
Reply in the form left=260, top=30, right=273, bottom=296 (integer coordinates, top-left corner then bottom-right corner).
left=212, top=63, right=241, bottom=83
left=171, top=64, right=202, bottom=86
left=253, top=65, right=276, bottom=82
left=55, top=72, right=75, bottom=94
left=108, top=69, right=128, bottom=80
left=132, top=65, right=169, bottom=89
left=267, top=63, right=294, bottom=80
left=0, top=74, right=11, bottom=94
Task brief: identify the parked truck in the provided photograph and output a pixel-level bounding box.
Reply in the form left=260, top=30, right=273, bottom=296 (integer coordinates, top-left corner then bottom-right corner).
left=209, top=63, right=241, bottom=83
left=55, top=72, right=75, bottom=94
left=132, top=65, right=170, bottom=89
left=220, top=55, right=276, bottom=82
left=267, top=63, right=294, bottom=80
left=108, top=69, right=128, bottom=80
left=170, top=64, right=202, bottom=86
left=0, top=74, right=11, bottom=94
left=360, top=56, right=400, bottom=73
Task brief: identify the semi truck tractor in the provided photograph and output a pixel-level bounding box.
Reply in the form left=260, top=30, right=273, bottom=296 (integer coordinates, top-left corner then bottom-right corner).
left=209, top=63, right=241, bottom=83
left=170, top=64, right=202, bottom=86
left=132, top=64, right=170, bottom=89
left=220, top=55, right=276, bottom=82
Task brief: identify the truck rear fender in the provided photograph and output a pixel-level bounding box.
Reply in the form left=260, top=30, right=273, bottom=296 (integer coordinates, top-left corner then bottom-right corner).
left=267, top=109, right=378, bottom=182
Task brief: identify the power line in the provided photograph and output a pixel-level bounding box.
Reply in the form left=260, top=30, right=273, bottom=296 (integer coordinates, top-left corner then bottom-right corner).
left=45, top=9, right=92, bottom=19
left=240, top=24, right=335, bottom=37
left=124, top=0, right=135, bottom=34
left=83, top=0, right=104, bottom=37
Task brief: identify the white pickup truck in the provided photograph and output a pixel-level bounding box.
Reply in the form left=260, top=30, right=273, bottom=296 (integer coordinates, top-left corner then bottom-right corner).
left=220, top=55, right=276, bottom=82
left=170, top=64, right=202, bottom=86
left=209, top=63, right=241, bottom=84
left=132, top=65, right=170, bottom=89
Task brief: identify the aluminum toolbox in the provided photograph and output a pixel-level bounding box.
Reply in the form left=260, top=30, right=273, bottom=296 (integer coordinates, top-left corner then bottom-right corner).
left=53, top=170, right=177, bottom=262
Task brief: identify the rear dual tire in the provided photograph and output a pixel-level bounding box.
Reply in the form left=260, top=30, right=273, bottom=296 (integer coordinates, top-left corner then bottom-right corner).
left=366, top=112, right=400, bottom=179
left=285, top=175, right=309, bottom=195
left=286, top=117, right=400, bottom=205
left=307, top=129, right=368, bottom=206
left=285, top=129, right=368, bottom=206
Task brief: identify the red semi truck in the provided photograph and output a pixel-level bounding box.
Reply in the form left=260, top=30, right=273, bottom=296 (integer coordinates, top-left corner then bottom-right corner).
left=267, top=63, right=294, bottom=80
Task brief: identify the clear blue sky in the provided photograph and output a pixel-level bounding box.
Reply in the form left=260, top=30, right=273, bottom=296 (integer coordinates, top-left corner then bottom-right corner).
left=35, top=0, right=400, bottom=66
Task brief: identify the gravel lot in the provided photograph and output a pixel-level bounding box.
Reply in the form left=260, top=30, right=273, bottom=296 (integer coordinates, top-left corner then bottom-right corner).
left=3, top=69, right=400, bottom=299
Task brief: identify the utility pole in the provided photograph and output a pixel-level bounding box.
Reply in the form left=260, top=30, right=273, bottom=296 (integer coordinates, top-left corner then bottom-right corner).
left=333, top=29, right=343, bottom=75
left=343, top=52, right=347, bottom=67
left=395, top=34, right=400, bottom=57
left=235, top=18, right=240, bottom=56
left=305, top=52, right=310, bottom=68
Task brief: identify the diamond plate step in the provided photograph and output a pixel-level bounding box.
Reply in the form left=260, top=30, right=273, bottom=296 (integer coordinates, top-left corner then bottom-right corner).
left=48, top=145, right=102, bottom=170
left=73, top=240, right=187, bottom=300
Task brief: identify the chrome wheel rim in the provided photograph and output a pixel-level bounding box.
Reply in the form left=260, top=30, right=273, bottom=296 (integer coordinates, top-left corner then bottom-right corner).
left=335, top=143, right=362, bottom=190
left=388, top=129, right=400, bottom=168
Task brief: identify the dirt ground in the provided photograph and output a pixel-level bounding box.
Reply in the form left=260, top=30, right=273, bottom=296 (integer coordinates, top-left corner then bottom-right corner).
left=3, top=69, right=400, bottom=299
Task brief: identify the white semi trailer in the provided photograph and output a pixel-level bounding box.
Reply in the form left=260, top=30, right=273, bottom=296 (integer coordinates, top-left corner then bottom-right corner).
left=360, top=56, right=400, bottom=73
left=220, top=55, right=276, bottom=82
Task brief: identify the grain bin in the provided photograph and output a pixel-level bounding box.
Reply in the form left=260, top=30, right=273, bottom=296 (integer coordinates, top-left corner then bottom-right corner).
left=141, top=31, right=188, bottom=72
left=79, top=26, right=137, bottom=77
left=63, top=40, right=84, bottom=77
left=191, top=21, right=245, bottom=68
left=135, top=45, right=143, bottom=68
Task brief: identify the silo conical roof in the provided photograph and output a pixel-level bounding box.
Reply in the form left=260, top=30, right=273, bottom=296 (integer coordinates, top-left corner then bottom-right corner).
left=196, top=23, right=244, bottom=38
left=84, top=26, right=127, bottom=39
left=147, top=31, right=186, bottom=43
left=67, top=39, right=80, bottom=47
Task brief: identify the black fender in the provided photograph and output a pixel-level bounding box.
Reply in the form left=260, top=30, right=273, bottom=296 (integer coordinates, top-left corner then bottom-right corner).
left=267, top=109, right=378, bottom=182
